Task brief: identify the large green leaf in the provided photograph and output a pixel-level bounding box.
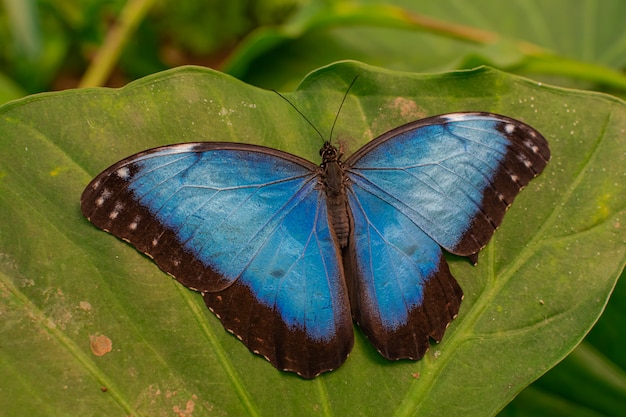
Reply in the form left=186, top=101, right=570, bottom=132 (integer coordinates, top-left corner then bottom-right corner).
left=0, top=62, right=624, bottom=416
left=502, top=266, right=626, bottom=417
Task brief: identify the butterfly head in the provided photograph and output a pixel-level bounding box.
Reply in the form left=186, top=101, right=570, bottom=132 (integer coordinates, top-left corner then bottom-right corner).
left=320, top=141, right=342, bottom=164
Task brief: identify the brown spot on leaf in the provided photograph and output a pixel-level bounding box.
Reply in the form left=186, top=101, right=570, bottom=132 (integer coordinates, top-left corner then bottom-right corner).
left=89, top=334, right=112, bottom=356
left=370, top=97, right=427, bottom=140
left=391, top=97, right=423, bottom=119
left=173, top=395, right=197, bottom=416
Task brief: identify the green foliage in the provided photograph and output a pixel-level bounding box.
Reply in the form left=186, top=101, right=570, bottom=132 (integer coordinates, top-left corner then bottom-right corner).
left=0, top=0, right=300, bottom=93
left=2, top=0, right=626, bottom=95
left=0, top=62, right=624, bottom=416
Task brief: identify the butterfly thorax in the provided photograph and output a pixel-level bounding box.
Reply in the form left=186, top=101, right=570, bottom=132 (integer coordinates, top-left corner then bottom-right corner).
left=320, top=142, right=351, bottom=248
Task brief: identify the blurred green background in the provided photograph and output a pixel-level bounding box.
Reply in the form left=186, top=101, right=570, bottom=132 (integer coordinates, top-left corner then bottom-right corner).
left=1, top=0, right=624, bottom=415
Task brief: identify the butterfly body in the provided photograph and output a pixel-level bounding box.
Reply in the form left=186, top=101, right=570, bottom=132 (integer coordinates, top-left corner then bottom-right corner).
left=320, top=142, right=352, bottom=248
left=81, top=111, right=549, bottom=378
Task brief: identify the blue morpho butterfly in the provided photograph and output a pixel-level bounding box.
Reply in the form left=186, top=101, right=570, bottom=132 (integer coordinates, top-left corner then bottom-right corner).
left=81, top=79, right=550, bottom=378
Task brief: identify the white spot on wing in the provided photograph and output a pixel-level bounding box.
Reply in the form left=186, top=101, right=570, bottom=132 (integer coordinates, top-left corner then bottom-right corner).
left=523, top=139, right=539, bottom=153
left=442, top=113, right=469, bottom=122
left=116, top=167, right=130, bottom=179
left=109, top=201, right=124, bottom=220
left=96, top=189, right=113, bottom=207
left=504, top=124, right=515, bottom=134
left=129, top=215, right=141, bottom=230
left=518, top=154, right=532, bottom=168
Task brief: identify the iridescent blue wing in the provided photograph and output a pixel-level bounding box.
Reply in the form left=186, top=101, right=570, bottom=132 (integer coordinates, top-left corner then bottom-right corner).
left=343, top=112, right=550, bottom=359
left=81, top=143, right=353, bottom=378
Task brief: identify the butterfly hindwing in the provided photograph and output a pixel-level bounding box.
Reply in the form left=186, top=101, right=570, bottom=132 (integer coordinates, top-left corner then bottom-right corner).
left=344, top=186, right=463, bottom=359
left=343, top=112, right=549, bottom=359
left=81, top=143, right=353, bottom=378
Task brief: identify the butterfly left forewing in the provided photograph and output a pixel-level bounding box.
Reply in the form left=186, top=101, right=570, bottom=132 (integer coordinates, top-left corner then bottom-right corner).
left=81, top=143, right=353, bottom=378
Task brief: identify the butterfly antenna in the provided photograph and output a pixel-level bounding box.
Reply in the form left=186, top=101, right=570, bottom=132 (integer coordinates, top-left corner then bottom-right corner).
left=273, top=76, right=358, bottom=144
left=329, top=75, right=358, bottom=143
left=272, top=89, right=325, bottom=143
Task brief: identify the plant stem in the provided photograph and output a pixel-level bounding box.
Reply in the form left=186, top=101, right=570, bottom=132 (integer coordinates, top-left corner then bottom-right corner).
left=79, top=0, right=157, bottom=88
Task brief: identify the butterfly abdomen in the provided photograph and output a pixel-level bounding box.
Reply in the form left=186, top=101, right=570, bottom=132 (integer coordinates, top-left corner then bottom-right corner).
left=320, top=143, right=351, bottom=248
left=326, top=189, right=351, bottom=248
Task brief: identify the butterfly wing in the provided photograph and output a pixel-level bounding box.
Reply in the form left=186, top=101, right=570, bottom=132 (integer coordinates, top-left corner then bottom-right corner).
left=343, top=112, right=550, bottom=359
left=81, top=143, right=353, bottom=378
left=343, top=188, right=463, bottom=360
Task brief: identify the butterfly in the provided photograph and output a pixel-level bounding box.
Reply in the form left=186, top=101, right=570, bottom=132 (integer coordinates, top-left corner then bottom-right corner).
left=81, top=89, right=549, bottom=378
